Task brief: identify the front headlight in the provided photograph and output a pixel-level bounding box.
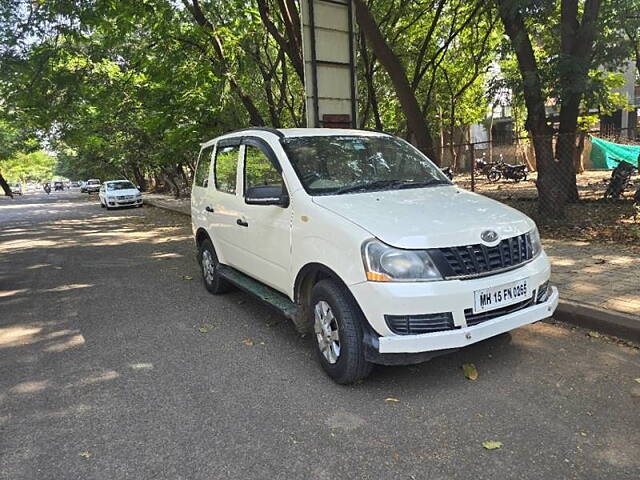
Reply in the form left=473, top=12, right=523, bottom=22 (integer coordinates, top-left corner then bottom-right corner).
left=362, top=239, right=442, bottom=282
left=529, top=226, right=542, bottom=257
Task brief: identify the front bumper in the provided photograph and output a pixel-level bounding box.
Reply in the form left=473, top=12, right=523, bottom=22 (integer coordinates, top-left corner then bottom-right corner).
left=107, top=198, right=143, bottom=207
left=349, top=253, right=556, bottom=355
left=377, top=286, right=557, bottom=354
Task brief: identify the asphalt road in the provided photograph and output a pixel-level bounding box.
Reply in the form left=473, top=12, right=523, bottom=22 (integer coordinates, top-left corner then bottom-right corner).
left=1, top=190, right=639, bottom=480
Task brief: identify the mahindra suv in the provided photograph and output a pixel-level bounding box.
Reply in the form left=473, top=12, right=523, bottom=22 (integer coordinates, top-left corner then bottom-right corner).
left=191, top=128, right=558, bottom=384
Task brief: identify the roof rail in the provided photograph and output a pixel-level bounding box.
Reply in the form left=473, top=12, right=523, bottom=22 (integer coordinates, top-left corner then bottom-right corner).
left=228, top=127, right=285, bottom=139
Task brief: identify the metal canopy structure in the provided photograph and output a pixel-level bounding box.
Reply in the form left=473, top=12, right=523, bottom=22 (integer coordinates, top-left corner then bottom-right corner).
left=300, top=0, right=358, bottom=128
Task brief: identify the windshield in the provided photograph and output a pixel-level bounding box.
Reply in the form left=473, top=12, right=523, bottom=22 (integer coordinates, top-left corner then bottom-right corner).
left=282, top=135, right=451, bottom=195
left=87, top=180, right=100, bottom=185
left=107, top=181, right=135, bottom=191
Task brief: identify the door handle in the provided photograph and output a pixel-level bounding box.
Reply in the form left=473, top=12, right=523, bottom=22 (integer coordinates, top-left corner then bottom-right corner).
left=205, top=206, right=214, bottom=213
left=236, top=219, right=249, bottom=227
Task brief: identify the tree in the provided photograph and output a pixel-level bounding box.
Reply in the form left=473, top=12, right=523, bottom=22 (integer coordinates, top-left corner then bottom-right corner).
left=494, top=0, right=633, bottom=218
left=354, top=0, right=497, bottom=163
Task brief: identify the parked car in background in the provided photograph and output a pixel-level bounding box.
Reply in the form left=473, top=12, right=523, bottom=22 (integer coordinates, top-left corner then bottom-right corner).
left=70, top=181, right=81, bottom=188
left=9, top=182, right=23, bottom=195
left=191, top=127, right=558, bottom=384
left=82, top=179, right=101, bottom=194
left=99, top=180, right=143, bottom=209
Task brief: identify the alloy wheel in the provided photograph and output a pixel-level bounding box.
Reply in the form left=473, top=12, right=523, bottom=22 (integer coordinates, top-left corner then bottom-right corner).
left=201, top=249, right=215, bottom=284
left=314, top=300, right=341, bottom=364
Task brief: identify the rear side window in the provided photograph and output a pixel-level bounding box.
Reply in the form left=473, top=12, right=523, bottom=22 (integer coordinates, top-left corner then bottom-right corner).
left=215, top=145, right=240, bottom=193
left=194, top=146, right=214, bottom=187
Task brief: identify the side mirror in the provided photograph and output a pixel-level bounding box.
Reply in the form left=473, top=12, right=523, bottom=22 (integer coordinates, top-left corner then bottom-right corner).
left=245, top=194, right=289, bottom=207
left=245, top=186, right=289, bottom=207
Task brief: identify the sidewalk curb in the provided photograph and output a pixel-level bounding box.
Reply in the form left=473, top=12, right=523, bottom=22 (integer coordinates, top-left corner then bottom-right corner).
left=144, top=196, right=191, bottom=217
left=554, top=300, right=640, bottom=342
left=144, top=196, right=639, bottom=342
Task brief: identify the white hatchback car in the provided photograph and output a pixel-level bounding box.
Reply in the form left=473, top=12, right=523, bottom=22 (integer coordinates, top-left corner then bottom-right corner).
left=191, top=128, right=558, bottom=383
left=99, top=180, right=143, bottom=209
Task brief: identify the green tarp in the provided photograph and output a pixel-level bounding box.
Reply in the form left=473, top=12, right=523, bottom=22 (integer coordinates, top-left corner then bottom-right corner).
left=590, top=136, right=640, bottom=170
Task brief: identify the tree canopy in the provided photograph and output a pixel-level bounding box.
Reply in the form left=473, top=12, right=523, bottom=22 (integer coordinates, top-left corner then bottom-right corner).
left=1, top=0, right=638, bottom=214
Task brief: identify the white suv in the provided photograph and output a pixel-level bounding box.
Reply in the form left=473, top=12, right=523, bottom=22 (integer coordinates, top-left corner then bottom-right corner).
left=191, top=128, right=558, bottom=384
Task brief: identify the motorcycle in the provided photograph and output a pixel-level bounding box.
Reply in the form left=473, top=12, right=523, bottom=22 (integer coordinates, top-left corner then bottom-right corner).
left=486, top=156, right=528, bottom=182
left=43, top=184, right=51, bottom=195
left=604, top=159, right=637, bottom=200
left=475, top=154, right=494, bottom=176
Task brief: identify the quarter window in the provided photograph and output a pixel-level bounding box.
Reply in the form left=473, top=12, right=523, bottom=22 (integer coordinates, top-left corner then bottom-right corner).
left=194, top=146, right=214, bottom=187
left=215, top=145, right=240, bottom=193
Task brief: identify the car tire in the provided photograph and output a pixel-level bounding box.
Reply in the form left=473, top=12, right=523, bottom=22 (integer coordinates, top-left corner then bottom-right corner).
left=198, top=238, right=232, bottom=294
left=310, top=279, right=373, bottom=384
left=100, top=201, right=105, bottom=208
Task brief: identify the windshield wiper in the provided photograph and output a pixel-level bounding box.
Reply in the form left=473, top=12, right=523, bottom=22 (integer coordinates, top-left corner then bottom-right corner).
left=333, top=179, right=403, bottom=195
left=390, top=178, right=451, bottom=190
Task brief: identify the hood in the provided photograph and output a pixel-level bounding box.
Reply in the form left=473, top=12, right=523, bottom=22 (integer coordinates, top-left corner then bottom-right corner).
left=312, top=186, right=533, bottom=249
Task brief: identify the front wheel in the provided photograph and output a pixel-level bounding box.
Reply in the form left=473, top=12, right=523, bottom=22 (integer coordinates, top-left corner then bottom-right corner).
left=487, top=170, right=501, bottom=182
left=198, top=238, right=232, bottom=294
left=310, top=280, right=373, bottom=384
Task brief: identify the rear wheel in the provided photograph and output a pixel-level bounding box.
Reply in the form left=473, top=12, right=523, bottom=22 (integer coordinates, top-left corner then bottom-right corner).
left=198, top=238, right=232, bottom=294
left=310, top=280, right=373, bottom=384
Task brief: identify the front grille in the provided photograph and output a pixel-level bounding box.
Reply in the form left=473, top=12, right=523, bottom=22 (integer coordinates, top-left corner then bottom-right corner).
left=385, top=312, right=455, bottom=335
left=464, top=297, right=535, bottom=327
left=429, top=233, right=532, bottom=279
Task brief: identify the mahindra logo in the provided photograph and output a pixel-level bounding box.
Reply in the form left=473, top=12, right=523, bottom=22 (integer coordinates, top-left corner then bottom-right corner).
left=481, top=230, right=499, bottom=243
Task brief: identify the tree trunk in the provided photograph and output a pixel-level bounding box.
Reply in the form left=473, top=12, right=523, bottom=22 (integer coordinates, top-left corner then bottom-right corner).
left=496, top=0, right=562, bottom=218
left=554, top=0, right=601, bottom=203
left=162, top=168, right=181, bottom=199
left=353, top=0, right=436, bottom=161
left=0, top=172, right=13, bottom=198
left=132, top=165, right=147, bottom=191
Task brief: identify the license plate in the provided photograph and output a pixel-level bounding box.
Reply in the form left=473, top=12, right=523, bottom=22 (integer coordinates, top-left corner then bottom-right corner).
left=473, top=278, right=530, bottom=313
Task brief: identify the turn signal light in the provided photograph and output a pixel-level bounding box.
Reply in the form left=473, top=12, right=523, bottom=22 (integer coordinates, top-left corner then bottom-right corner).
left=366, top=272, right=392, bottom=282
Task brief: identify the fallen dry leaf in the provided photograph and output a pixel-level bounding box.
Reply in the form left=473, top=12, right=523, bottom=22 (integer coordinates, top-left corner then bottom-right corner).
left=79, top=451, right=92, bottom=458
left=242, top=339, right=254, bottom=346
left=182, top=275, right=193, bottom=280
left=587, top=331, right=601, bottom=339
left=462, top=363, right=478, bottom=380
left=634, top=378, right=640, bottom=384
left=482, top=441, right=503, bottom=450
left=384, top=397, right=400, bottom=403
left=198, top=323, right=214, bottom=334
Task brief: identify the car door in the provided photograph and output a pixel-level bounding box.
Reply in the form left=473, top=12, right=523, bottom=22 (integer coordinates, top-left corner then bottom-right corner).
left=206, top=138, right=247, bottom=268
left=191, top=143, right=215, bottom=244
left=233, top=137, right=292, bottom=294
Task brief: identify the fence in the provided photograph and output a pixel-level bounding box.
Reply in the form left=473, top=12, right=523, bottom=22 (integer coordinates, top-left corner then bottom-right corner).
left=439, top=131, right=640, bottom=230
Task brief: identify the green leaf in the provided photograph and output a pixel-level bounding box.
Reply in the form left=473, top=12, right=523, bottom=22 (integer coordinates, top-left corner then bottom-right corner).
left=482, top=441, right=503, bottom=450
left=462, top=363, right=478, bottom=380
